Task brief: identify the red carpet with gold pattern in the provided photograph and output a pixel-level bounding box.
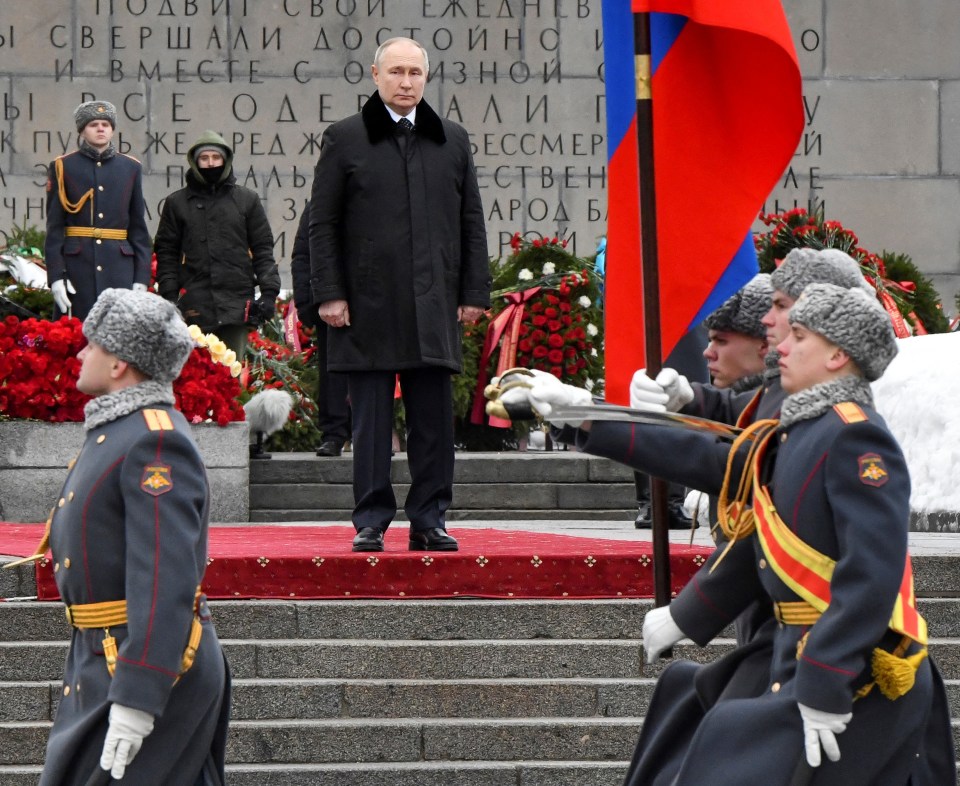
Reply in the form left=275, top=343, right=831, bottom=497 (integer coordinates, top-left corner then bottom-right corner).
left=0, top=523, right=712, bottom=601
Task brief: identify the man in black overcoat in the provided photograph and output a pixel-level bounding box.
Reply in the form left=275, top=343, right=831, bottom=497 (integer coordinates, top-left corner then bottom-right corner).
left=309, top=37, right=490, bottom=552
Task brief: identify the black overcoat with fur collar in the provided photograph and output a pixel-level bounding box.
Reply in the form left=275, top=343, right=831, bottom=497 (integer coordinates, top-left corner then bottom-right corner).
left=308, top=92, right=490, bottom=372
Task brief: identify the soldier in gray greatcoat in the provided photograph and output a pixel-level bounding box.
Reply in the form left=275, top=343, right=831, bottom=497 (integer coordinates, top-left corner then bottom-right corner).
left=35, top=289, right=229, bottom=786
left=45, top=100, right=152, bottom=320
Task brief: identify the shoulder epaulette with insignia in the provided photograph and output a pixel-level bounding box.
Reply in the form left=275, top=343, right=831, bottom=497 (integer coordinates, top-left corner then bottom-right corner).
left=142, top=408, right=175, bottom=431
left=833, top=401, right=868, bottom=424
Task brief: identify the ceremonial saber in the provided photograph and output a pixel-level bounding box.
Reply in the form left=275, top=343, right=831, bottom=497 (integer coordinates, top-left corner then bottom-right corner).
left=546, top=404, right=745, bottom=441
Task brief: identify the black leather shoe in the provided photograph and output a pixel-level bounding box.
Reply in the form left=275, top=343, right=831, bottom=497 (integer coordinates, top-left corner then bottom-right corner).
left=409, top=528, right=458, bottom=552
left=316, top=440, right=344, bottom=457
left=634, top=501, right=652, bottom=529
left=352, top=527, right=384, bottom=552
left=668, top=500, right=698, bottom=530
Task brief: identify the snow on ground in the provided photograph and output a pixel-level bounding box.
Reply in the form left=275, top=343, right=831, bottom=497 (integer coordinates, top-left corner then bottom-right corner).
left=871, top=332, right=960, bottom=513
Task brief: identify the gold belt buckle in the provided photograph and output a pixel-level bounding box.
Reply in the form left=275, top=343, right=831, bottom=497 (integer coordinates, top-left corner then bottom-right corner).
left=92, top=228, right=102, bottom=239
left=64, top=606, right=74, bottom=625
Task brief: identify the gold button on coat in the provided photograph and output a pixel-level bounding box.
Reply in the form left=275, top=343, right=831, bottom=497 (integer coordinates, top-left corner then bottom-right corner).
left=759, top=558, right=767, bottom=569
left=97, top=435, right=106, bottom=444
left=771, top=682, right=781, bottom=693
left=64, top=558, right=71, bottom=569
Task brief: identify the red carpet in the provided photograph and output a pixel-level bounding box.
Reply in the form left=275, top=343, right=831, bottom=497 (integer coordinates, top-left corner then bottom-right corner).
left=1, top=523, right=713, bottom=601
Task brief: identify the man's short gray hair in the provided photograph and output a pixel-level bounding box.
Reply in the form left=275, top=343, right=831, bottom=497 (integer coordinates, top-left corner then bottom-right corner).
left=373, top=37, right=429, bottom=74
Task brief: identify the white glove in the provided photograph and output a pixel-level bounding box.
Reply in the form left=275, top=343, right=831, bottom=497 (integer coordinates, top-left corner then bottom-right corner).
left=655, top=368, right=694, bottom=412
left=527, top=371, right=592, bottom=428
left=683, top=489, right=711, bottom=529
left=132, top=283, right=148, bottom=292
left=51, top=279, right=76, bottom=312
left=797, top=702, right=852, bottom=767
left=642, top=605, right=686, bottom=665
left=629, top=369, right=669, bottom=412
left=100, top=703, right=155, bottom=780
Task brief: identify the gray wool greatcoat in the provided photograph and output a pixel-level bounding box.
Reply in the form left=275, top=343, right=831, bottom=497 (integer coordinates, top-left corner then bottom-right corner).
left=308, top=92, right=490, bottom=372
left=39, top=403, right=229, bottom=786
left=45, top=147, right=152, bottom=321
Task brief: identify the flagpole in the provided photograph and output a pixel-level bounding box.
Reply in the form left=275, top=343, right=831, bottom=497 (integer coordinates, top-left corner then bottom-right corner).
left=633, top=11, right=672, bottom=610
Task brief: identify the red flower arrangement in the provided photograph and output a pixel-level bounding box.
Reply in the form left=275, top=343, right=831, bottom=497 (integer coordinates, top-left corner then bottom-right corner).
left=0, top=315, right=245, bottom=425
left=0, top=315, right=89, bottom=421
left=512, top=273, right=595, bottom=381
left=466, top=233, right=605, bottom=427
left=174, top=345, right=245, bottom=426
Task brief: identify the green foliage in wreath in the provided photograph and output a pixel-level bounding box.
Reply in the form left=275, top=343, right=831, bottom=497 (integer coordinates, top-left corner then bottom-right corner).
left=879, top=252, right=949, bottom=334
left=755, top=206, right=949, bottom=334
left=1, top=222, right=53, bottom=319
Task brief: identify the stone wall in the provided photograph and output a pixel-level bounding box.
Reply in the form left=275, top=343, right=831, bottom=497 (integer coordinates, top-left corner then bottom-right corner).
left=0, top=420, right=249, bottom=522
left=0, top=0, right=957, bottom=307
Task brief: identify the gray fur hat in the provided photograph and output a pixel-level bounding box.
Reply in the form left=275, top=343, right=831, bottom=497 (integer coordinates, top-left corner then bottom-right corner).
left=83, top=289, right=195, bottom=383
left=74, top=100, right=117, bottom=131
left=704, top=273, right=773, bottom=338
left=771, top=248, right=873, bottom=300
left=788, top=283, right=897, bottom=381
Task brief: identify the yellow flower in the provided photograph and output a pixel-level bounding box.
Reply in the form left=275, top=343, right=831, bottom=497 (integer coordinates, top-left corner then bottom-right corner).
left=222, top=349, right=237, bottom=366
left=188, top=324, right=205, bottom=345
left=229, top=361, right=242, bottom=377
left=209, top=340, right=228, bottom=360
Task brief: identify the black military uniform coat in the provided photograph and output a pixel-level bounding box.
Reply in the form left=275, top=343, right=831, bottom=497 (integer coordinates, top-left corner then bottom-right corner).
left=579, top=399, right=954, bottom=785
left=308, top=92, right=490, bottom=373
left=39, top=401, right=229, bottom=786
left=45, top=146, right=152, bottom=320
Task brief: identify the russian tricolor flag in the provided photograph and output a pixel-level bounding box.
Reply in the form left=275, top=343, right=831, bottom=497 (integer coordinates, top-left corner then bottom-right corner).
left=602, top=0, right=803, bottom=403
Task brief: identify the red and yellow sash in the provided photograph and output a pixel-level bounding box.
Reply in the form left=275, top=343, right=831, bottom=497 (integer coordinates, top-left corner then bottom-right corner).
left=750, top=420, right=926, bottom=646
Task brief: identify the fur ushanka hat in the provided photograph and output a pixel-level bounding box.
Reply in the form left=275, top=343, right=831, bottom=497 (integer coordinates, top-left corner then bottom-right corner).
left=704, top=273, right=773, bottom=338
left=83, top=289, right=195, bottom=383
left=788, top=283, right=898, bottom=381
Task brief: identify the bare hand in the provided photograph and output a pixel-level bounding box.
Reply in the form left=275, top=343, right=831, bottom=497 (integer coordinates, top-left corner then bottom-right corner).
left=319, top=299, right=350, bottom=328
left=458, top=305, right=484, bottom=324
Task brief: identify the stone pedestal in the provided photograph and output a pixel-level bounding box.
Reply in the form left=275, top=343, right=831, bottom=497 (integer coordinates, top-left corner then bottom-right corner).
left=0, top=420, right=249, bottom=523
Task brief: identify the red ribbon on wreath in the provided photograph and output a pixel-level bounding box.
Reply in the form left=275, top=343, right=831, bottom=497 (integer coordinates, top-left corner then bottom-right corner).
left=471, top=286, right=541, bottom=428
left=865, top=275, right=916, bottom=338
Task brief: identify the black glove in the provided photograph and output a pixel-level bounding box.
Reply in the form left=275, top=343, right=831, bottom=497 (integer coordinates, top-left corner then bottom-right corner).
left=254, top=298, right=276, bottom=324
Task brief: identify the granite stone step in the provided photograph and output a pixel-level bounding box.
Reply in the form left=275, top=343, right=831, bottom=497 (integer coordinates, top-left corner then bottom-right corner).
left=5, top=716, right=960, bottom=769
left=5, top=597, right=960, bottom=643
left=1, top=717, right=644, bottom=766
left=9, top=677, right=960, bottom=724
left=250, top=482, right=638, bottom=511
left=249, top=508, right=639, bottom=522
left=0, top=638, right=727, bottom=682
left=249, top=452, right=636, bottom=485
left=0, top=761, right=633, bottom=786
left=0, top=677, right=658, bottom=723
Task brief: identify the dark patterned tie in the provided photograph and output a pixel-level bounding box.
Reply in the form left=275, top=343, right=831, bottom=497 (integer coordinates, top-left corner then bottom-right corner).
left=396, top=117, right=413, bottom=158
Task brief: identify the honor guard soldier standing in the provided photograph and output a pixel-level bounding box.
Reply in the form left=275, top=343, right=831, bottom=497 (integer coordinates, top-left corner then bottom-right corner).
left=25, top=289, right=230, bottom=786
left=45, top=100, right=152, bottom=320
